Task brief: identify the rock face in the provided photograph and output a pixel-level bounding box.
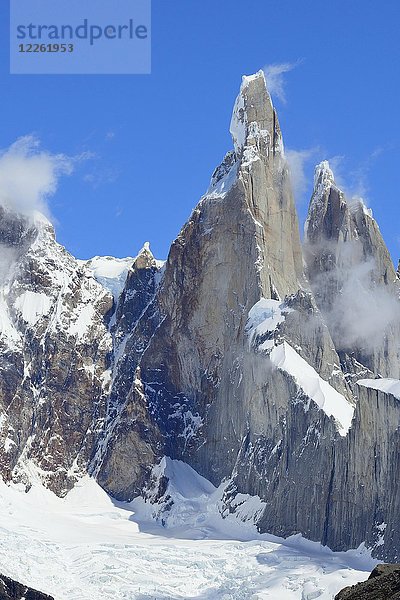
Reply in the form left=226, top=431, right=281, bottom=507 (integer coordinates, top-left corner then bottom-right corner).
left=0, top=208, right=114, bottom=494
left=95, top=72, right=400, bottom=560
left=304, top=161, right=400, bottom=379
left=0, top=574, right=54, bottom=600
left=335, top=564, right=400, bottom=599
left=0, top=70, right=399, bottom=562
left=97, top=71, right=316, bottom=492
left=94, top=244, right=165, bottom=500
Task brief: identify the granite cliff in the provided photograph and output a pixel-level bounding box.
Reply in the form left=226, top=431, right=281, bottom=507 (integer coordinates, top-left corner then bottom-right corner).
left=0, top=71, right=399, bottom=561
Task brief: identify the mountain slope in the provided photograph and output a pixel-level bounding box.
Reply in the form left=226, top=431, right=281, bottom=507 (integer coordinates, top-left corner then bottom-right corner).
left=0, top=208, right=114, bottom=494
left=304, top=160, right=400, bottom=379
left=97, top=71, right=352, bottom=497
left=98, top=71, right=400, bottom=560
left=0, top=71, right=399, bottom=563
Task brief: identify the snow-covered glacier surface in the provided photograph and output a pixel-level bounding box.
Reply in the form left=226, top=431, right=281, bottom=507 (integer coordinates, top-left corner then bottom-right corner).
left=0, top=460, right=375, bottom=600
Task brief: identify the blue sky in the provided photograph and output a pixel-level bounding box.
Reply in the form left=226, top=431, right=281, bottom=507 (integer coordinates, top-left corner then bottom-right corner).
left=0, top=0, right=399, bottom=262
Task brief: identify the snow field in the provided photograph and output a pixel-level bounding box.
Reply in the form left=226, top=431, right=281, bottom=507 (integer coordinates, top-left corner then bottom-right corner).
left=0, top=460, right=375, bottom=600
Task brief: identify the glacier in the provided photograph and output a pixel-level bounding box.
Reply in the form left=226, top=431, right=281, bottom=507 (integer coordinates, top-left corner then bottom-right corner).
left=0, top=69, right=399, bottom=598
left=0, top=460, right=376, bottom=600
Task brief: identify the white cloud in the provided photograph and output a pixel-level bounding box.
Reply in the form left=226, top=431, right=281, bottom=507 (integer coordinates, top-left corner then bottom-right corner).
left=262, top=62, right=299, bottom=103
left=0, top=136, right=74, bottom=219
left=285, top=147, right=319, bottom=203
left=308, top=242, right=400, bottom=353
left=326, top=148, right=385, bottom=206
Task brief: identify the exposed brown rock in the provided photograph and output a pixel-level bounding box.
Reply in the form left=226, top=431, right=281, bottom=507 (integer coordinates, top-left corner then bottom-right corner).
left=335, top=564, right=400, bottom=599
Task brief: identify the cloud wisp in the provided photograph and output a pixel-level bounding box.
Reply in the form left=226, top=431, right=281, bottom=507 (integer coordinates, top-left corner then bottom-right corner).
left=263, top=61, right=300, bottom=103
left=306, top=239, right=400, bottom=354
left=327, top=148, right=385, bottom=207
left=285, top=147, right=319, bottom=204
left=0, top=135, right=74, bottom=220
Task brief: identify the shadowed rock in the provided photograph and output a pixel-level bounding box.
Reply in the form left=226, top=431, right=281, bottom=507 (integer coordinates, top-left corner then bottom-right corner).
left=335, top=563, right=400, bottom=599
left=0, top=574, right=54, bottom=600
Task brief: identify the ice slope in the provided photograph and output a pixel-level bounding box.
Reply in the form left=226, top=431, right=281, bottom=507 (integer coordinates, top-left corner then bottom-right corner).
left=357, top=378, right=400, bottom=400
left=82, top=245, right=165, bottom=302
left=0, top=460, right=375, bottom=600
left=270, top=342, right=354, bottom=436
left=246, top=302, right=355, bottom=437
left=82, top=255, right=134, bottom=300
left=246, top=299, right=290, bottom=351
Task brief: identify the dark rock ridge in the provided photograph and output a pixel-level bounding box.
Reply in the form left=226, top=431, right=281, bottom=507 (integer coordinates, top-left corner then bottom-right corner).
left=335, top=564, right=400, bottom=599
left=0, top=573, right=54, bottom=600
left=0, top=208, right=114, bottom=494
left=0, top=71, right=399, bottom=561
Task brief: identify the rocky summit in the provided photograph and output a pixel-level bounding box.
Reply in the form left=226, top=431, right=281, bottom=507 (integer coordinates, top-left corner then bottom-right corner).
left=0, top=70, right=399, bottom=563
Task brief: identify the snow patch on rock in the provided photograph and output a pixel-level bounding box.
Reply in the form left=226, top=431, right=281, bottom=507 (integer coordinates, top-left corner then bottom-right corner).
left=14, top=291, right=52, bottom=326
left=204, top=155, right=238, bottom=200
left=68, top=303, right=96, bottom=340
left=270, top=342, right=355, bottom=436
left=246, top=298, right=291, bottom=350
left=83, top=255, right=134, bottom=301
left=357, top=378, right=400, bottom=400
left=0, top=291, right=21, bottom=348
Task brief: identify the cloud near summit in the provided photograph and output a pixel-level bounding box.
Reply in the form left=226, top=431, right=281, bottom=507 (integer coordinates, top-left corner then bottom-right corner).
left=0, top=136, right=74, bottom=219
left=262, top=61, right=299, bottom=103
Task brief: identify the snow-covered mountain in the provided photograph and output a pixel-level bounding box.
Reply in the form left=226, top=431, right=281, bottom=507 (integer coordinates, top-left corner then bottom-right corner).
left=0, top=207, right=115, bottom=493
left=0, top=70, right=399, bottom=593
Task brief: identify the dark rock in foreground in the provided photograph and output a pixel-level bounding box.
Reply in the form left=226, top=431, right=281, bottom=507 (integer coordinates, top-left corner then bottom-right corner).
left=0, top=574, right=54, bottom=600
left=335, top=564, right=400, bottom=599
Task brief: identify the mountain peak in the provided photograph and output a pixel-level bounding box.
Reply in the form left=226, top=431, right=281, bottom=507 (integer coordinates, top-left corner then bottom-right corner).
left=229, top=70, right=282, bottom=156
left=138, top=241, right=153, bottom=256
left=0, top=204, right=55, bottom=252
left=314, top=160, right=335, bottom=192
left=241, top=69, right=267, bottom=90
left=308, top=162, right=376, bottom=238
left=134, top=241, right=166, bottom=271
left=304, top=161, right=346, bottom=243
